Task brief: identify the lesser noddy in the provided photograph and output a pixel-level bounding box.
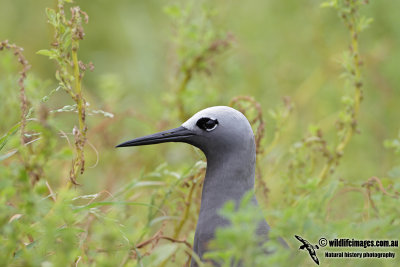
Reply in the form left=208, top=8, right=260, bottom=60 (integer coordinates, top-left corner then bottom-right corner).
left=117, top=106, right=283, bottom=266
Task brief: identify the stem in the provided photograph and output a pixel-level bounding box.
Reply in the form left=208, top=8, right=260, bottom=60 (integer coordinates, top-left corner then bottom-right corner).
left=318, top=3, right=364, bottom=185
left=173, top=180, right=197, bottom=239
left=72, top=48, right=85, bottom=133
left=336, top=14, right=362, bottom=152
left=176, top=69, right=192, bottom=122
left=264, top=130, right=280, bottom=156
left=71, top=42, right=87, bottom=182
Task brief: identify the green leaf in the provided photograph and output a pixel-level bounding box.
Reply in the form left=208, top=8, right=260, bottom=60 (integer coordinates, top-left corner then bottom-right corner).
left=307, top=124, right=320, bottom=136
left=13, top=241, right=37, bottom=259
left=72, top=201, right=165, bottom=215
left=163, top=5, right=182, bottom=18
left=45, top=8, right=57, bottom=26
left=60, top=28, right=72, bottom=49
left=88, top=108, right=114, bottom=118
left=56, top=226, right=86, bottom=234
left=36, top=49, right=52, bottom=56
left=0, top=122, right=21, bottom=152
left=358, top=17, right=373, bottom=32
left=36, top=49, right=58, bottom=59
left=54, top=146, right=73, bottom=160
left=146, top=244, right=178, bottom=266
left=149, top=216, right=179, bottom=226
left=384, top=139, right=400, bottom=154
left=320, top=0, right=337, bottom=8
left=0, top=149, right=18, bottom=161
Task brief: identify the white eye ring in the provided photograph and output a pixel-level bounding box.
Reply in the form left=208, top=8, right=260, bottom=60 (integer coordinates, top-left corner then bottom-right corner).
left=205, top=123, right=218, bottom=132
left=196, top=117, right=219, bottom=132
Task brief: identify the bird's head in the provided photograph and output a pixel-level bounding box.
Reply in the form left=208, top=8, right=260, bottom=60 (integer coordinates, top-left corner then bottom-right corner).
left=116, top=106, right=255, bottom=158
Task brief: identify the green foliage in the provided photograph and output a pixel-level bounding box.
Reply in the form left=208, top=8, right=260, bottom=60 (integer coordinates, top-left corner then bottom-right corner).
left=384, top=131, right=400, bottom=155
left=204, top=192, right=289, bottom=267
left=1, top=0, right=399, bottom=266
left=164, top=0, right=234, bottom=121
left=38, top=0, right=92, bottom=184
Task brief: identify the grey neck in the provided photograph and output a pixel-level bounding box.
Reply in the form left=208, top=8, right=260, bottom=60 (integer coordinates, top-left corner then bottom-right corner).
left=192, top=145, right=256, bottom=264
left=200, top=150, right=256, bottom=211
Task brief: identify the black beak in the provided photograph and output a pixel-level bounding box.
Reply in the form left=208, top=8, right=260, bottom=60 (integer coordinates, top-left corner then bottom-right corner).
left=116, top=126, right=195, bottom=148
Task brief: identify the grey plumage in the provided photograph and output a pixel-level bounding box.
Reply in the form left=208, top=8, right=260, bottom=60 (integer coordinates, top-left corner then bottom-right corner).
left=117, top=106, right=278, bottom=266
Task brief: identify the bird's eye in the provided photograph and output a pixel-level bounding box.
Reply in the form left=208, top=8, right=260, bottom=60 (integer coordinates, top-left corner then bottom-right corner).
left=196, top=118, right=218, bottom=131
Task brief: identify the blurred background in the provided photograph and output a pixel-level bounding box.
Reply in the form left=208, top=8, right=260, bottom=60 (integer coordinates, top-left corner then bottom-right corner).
left=1, top=0, right=399, bottom=182
left=1, top=0, right=399, bottom=266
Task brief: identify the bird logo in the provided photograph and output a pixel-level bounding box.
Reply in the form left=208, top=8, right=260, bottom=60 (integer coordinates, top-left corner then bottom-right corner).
left=295, top=235, right=320, bottom=265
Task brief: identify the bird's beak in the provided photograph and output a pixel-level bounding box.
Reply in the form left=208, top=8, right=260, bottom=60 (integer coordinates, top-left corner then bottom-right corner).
left=116, top=126, right=195, bottom=148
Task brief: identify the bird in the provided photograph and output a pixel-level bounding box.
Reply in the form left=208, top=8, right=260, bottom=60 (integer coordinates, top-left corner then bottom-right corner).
left=295, top=235, right=319, bottom=265
left=117, top=106, right=283, bottom=266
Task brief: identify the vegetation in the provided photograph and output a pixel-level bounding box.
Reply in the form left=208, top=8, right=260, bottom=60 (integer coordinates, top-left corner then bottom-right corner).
left=1, top=0, right=399, bottom=266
